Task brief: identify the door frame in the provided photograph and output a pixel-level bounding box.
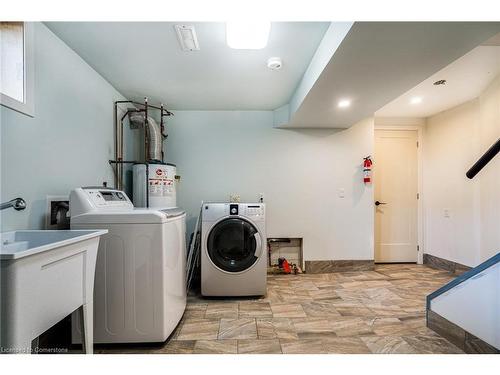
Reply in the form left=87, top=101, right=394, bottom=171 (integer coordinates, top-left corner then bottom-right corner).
left=374, top=118, right=425, bottom=264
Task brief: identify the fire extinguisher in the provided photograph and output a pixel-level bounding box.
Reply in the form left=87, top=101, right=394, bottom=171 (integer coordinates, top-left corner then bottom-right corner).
left=363, top=156, right=372, bottom=184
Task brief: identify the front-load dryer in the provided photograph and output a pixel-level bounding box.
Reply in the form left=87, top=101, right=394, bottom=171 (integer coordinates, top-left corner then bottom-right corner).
left=69, top=187, right=187, bottom=344
left=201, top=203, right=266, bottom=296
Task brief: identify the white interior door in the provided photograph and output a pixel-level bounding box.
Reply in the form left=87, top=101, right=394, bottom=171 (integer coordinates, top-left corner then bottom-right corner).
left=374, top=129, right=418, bottom=263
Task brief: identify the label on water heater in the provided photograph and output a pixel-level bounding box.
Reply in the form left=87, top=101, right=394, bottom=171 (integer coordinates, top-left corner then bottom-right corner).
left=149, top=166, right=174, bottom=197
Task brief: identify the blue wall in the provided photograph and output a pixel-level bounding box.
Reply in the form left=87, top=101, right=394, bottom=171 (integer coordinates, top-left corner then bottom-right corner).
left=0, top=23, right=127, bottom=231
left=166, top=111, right=374, bottom=261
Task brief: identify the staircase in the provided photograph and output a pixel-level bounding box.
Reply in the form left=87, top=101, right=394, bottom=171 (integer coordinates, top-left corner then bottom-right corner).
left=426, top=253, right=500, bottom=353
left=426, top=138, right=500, bottom=354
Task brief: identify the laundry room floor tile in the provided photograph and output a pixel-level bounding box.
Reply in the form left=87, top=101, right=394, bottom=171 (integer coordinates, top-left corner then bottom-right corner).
left=280, top=339, right=328, bottom=354
left=301, top=301, right=342, bottom=318
left=256, top=318, right=299, bottom=340
left=218, top=318, right=258, bottom=340
left=193, top=340, right=237, bottom=354
left=401, top=334, right=464, bottom=354
left=361, top=336, right=418, bottom=354
left=237, top=339, right=282, bottom=354
left=329, top=317, right=375, bottom=337
left=152, top=340, right=196, bottom=354
left=322, top=337, right=372, bottom=354
left=270, top=303, right=307, bottom=318
left=95, top=264, right=464, bottom=354
left=176, top=319, right=220, bottom=341
left=238, top=301, right=273, bottom=318
left=205, top=302, right=239, bottom=319
left=292, top=317, right=337, bottom=339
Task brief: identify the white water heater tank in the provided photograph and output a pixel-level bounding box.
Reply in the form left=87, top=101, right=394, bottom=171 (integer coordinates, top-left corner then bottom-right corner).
left=133, top=163, right=177, bottom=208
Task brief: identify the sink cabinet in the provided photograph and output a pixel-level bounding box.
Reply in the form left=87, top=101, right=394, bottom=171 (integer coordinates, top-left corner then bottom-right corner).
left=0, top=230, right=106, bottom=354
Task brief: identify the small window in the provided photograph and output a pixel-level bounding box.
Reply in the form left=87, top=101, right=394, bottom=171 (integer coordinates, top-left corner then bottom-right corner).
left=0, top=22, right=34, bottom=116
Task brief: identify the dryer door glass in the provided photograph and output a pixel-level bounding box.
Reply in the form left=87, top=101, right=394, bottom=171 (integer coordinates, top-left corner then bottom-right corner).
left=207, top=218, right=259, bottom=272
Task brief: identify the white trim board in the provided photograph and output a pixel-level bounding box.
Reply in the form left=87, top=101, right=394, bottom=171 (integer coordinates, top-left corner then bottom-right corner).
left=0, top=22, right=35, bottom=117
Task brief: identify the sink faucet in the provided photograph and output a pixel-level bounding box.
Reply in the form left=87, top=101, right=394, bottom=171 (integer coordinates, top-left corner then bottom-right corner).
left=1, top=198, right=27, bottom=211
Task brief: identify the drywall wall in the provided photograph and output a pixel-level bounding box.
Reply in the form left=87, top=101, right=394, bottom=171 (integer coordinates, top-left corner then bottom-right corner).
left=0, top=23, right=128, bottom=231
left=423, top=74, right=500, bottom=266
left=424, top=100, right=481, bottom=266
left=165, top=111, right=374, bottom=261
left=478, top=75, right=500, bottom=261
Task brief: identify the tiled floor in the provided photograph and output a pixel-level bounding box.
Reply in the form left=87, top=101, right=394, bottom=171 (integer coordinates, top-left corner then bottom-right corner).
left=96, top=264, right=464, bottom=354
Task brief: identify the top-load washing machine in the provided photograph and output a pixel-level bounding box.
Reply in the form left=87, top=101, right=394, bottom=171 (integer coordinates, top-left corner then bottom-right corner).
left=201, top=202, right=267, bottom=296
left=69, top=187, right=186, bottom=343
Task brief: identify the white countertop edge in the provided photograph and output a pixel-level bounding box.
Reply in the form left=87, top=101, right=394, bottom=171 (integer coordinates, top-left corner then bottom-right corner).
left=1, top=229, right=108, bottom=260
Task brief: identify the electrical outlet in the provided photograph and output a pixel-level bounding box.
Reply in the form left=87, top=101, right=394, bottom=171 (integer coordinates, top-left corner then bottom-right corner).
left=46, top=195, right=70, bottom=229
left=229, top=194, right=241, bottom=203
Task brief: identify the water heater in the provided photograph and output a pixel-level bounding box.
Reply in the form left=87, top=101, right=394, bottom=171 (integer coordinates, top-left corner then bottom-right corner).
left=133, top=163, right=177, bottom=208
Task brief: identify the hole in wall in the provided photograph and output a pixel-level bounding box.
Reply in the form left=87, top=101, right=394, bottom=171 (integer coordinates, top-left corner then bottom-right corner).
left=267, top=238, right=303, bottom=275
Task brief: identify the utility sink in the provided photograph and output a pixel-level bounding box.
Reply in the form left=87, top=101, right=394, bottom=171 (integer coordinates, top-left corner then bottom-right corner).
left=0, top=230, right=107, bottom=354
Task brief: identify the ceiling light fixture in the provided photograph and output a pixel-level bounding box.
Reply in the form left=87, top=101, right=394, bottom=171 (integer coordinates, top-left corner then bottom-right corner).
left=410, top=96, right=423, bottom=105
left=226, top=21, right=271, bottom=49
left=338, top=99, right=351, bottom=108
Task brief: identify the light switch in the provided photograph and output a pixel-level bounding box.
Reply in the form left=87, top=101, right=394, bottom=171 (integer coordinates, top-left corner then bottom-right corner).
left=338, top=188, right=345, bottom=198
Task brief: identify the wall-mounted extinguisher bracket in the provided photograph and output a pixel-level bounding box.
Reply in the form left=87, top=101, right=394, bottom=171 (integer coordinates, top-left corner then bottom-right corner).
left=363, top=156, right=373, bottom=184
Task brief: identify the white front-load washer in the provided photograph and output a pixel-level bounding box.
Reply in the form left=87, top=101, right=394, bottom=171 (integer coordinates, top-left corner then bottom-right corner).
left=69, top=187, right=186, bottom=344
left=201, top=203, right=267, bottom=296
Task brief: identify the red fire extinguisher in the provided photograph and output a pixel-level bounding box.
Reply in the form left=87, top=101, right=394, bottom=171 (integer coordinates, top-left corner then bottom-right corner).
left=363, top=156, right=373, bottom=184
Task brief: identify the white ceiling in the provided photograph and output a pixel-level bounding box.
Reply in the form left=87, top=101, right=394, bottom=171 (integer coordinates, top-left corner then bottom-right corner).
left=376, top=45, right=500, bottom=118
left=45, top=22, right=329, bottom=110
left=285, top=22, right=500, bottom=128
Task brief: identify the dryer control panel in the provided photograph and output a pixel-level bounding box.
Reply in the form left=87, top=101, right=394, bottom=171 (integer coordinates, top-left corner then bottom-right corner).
left=203, top=203, right=265, bottom=222
left=242, top=204, right=265, bottom=218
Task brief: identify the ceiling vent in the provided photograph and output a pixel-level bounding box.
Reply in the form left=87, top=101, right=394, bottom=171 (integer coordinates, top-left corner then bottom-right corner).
left=175, top=25, right=200, bottom=51
left=433, top=79, right=447, bottom=86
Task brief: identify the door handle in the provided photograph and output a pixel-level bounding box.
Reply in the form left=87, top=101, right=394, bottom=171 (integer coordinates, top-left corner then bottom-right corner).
left=375, top=201, right=387, bottom=206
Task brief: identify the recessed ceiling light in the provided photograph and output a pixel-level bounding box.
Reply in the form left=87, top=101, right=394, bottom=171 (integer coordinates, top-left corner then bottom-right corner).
left=410, top=96, right=423, bottom=105
left=338, top=99, right=351, bottom=108
left=226, top=21, right=271, bottom=49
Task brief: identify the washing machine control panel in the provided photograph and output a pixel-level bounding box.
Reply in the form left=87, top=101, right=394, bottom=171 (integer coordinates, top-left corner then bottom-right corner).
left=83, top=188, right=133, bottom=209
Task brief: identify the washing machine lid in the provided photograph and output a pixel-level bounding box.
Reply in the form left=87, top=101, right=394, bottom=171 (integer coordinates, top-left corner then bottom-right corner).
left=158, top=207, right=185, bottom=218
left=71, top=208, right=185, bottom=225
left=206, top=217, right=262, bottom=273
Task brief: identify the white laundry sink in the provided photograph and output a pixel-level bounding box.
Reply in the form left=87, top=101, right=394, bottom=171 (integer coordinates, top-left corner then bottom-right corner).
left=0, top=230, right=107, bottom=354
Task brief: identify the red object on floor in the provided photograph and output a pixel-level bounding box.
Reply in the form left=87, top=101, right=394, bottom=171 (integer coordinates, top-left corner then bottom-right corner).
left=282, top=259, right=291, bottom=274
